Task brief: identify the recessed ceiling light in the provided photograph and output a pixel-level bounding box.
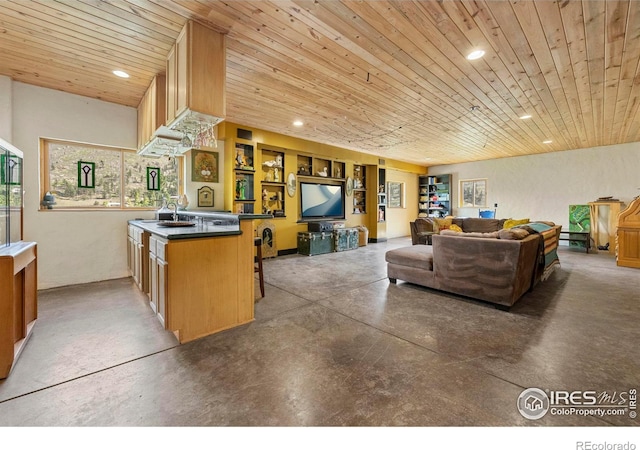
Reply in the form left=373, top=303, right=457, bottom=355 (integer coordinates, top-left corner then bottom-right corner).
left=293, top=120, right=304, bottom=127
left=466, top=50, right=485, bottom=60
left=520, top=114, right=532, bottom=120
left=112, top=70, right=129, bottom=78
left=543, top=140, right=553, bottom=144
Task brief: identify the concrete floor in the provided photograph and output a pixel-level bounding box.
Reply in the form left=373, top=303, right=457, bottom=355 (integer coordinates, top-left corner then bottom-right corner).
left=0, top=237, right=638, bottom=426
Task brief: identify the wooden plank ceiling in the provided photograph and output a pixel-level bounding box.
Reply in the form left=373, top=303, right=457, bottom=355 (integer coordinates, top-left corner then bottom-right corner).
left=1, top=0, right=639, bottom=165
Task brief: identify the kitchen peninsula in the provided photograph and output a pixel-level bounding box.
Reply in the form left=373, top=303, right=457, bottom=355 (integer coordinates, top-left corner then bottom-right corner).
left=128, top=212, right=270, bottom=343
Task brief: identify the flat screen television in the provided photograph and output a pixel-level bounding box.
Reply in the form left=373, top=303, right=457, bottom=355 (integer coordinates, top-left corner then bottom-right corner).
left=300, top=181, right=345, bottom=220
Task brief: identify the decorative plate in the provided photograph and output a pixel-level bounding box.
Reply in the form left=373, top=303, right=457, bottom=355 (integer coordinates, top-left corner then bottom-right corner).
left=346, top=177, right=354, bottom=196
left=287, top=172, right=296, bottom=197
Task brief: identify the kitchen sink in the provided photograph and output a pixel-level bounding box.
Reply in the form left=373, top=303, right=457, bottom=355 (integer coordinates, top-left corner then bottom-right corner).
left=157, top=221, right=196, bottom=227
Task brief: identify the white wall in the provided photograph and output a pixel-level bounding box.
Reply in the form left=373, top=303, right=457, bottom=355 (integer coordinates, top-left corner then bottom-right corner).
left=0, top=76, right=12, bottom=141
left=11, top=81, right=152, bottom=289
left=427, top=143, right=640, bottom=228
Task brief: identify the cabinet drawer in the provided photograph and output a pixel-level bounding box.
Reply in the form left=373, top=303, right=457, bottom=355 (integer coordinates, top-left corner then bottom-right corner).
left=156, top=238, right=167, bottom=261
left=148, top=235, right=157, bottom=256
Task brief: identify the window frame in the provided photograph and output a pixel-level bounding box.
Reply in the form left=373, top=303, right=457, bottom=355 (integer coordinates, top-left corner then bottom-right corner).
left=39, top=138, right=183, bottom=211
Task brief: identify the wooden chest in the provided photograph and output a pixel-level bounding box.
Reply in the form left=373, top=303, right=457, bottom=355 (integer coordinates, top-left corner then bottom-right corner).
left=297, top=232, right=335, bottom=256
left=333, top=228, right=359, bottom=252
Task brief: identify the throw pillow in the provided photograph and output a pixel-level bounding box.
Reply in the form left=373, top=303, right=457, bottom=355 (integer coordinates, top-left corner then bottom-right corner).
left=503, top=218, right=530, bottom=229
left=434, top=217, right=453, bottom=231
left=448, top=224, right=463, bottom=232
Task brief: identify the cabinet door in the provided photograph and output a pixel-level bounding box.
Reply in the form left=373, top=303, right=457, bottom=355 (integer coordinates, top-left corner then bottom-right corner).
left=166, top=45, right=177, bottom=125
left=149, top=252, right=158, bottom=314
left=136, top=90, right=147, bottom=149
left=156, top=258, right=168, bottom=328
left=175, top=26, right=188, bottom=119
left=127, top=235, right=134, bottom=275
left=135, top=241, right=144, bottom=290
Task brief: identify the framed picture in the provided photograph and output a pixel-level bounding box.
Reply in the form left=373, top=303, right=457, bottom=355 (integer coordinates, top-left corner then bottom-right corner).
left=387, top=181, right=404, bottom=208
left=146, top=167, right=160, bottom=191
left=77, top=161, right=95, bottom=189
left=0, top=154, right=21, bottom=185
left=257, top=220, right=277, bottom=258
left=192, top=149, right=219, bottom=183
left=460, top=179, right=487, bottom=207
left=197, top=186, right=214, bottom=207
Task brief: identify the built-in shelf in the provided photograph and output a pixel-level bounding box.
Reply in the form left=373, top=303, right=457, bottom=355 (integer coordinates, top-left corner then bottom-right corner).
left=261, top=147, right=286, bottom=216
left=234, top=143, right=255, bottom=214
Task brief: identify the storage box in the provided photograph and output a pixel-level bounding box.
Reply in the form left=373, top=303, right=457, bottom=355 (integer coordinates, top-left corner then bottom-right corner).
left=333, top=228, right=359, bottom=252
left=356, top=226, right=369, bottom=246
left=297, top=232, right=334, bottom=256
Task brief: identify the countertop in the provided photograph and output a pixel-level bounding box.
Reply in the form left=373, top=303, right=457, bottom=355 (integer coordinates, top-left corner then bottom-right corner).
left=129, top=219, right=241, bottom=240
left=129, top=212, right=272, bottom=240
left=177, top=211, right=273, bottom=221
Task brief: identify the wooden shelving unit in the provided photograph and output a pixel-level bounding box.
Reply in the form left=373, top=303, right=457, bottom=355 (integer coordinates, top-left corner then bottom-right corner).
left=420, top=174, right=451, bottom=218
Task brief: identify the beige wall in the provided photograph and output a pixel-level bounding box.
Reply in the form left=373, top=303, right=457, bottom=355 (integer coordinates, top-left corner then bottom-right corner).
left=11, top=80, right=146, bottom=289
left=0, top=76, right=12, bottom=141
left=427, top=142, right=640, bottom=228
left=385, top=169, right=419, bottom=239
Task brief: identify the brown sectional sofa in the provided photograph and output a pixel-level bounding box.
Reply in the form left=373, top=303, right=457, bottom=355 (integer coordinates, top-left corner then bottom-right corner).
left=389, top=220, right=562, bottom=309
left=410, top=217, right=509, bottom=244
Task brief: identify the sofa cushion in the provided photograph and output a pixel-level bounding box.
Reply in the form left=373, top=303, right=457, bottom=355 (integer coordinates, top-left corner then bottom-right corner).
left=385, top=246, right=434, bottom=271
left=441, top=229, right=499, bottom=239
left=498, top=228, right=531, bottom=240
left=449, top=224, right=463, bottom=232
left=461, top=218, right=502, bottom=233
left=503, top=218, right=530, bottom=229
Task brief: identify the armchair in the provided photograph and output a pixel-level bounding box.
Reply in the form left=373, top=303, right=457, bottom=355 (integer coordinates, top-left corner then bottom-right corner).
left=410, top=218, right=436, bottom=245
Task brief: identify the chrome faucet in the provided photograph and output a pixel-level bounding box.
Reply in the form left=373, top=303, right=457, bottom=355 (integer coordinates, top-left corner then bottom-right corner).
left=167, top=202, right=178, bottom=222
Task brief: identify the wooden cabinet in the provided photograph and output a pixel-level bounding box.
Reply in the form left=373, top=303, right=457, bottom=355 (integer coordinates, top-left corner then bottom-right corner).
left=137, top=74, right=166, bottom=149
left=616, top=197, right=640, bottom=268
left=1, top=242, right=37, bottom=379
left=134, top=221, right=256, bottom=343
left=166, top=21, right=225, bottom=125
left=148, top=234, right=168, bottom=327
left=589, top=201, right=624, bottom=254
